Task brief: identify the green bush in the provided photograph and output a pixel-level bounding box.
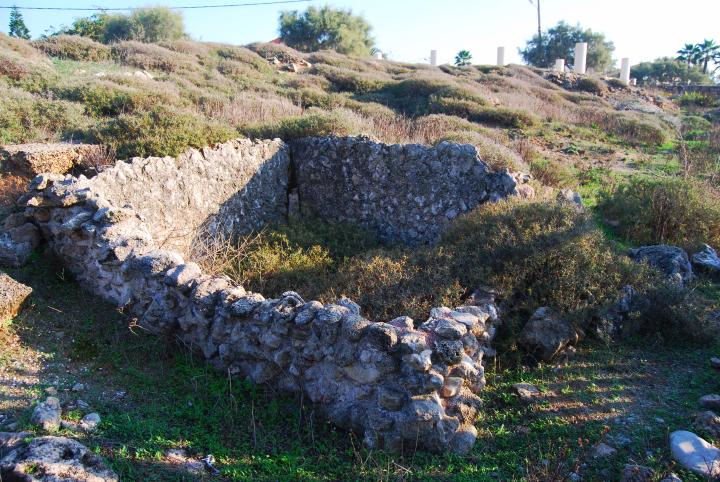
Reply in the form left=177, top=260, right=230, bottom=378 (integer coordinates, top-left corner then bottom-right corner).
left=472, top=106, right=537, bottom=129
left=530, top=158, right=576, bottom=187
left=87, top=106, right=236, bottom=158
left=33, top=35, right=110, bottom=61
left=597, top=176, right=720, bottom=249
left=243, top=110, right=362, bottom=140
left=679, top=92, right=717, bottom=108
left=313, top=64, right=389, bottom=93
left=62, top=80, right=170, bottom=116
left=575, top=77, right=608, bottom=95
left=437, top=130, right=525, bottom=171
left=111, top=41, right=197, bottom=73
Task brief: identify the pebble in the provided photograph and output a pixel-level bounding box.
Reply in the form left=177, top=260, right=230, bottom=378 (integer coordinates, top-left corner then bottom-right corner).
left=591, top=442, right=617, bottom=459
left=711, top=357, right=720, bottom=369
left=80, top=412, right=101, bottom=431
left=72, top=382, right=86, bottom=392
left=700, top=394, right=720, bottom=410
left=512, top=383, right=541, bottom=403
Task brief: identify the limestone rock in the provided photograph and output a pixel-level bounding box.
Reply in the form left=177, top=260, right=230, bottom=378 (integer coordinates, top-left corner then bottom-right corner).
left=0, top=271, right=32, bottom=322
left=700, top=394, right=720, bottom=410
left=711, top=357, right=720, bottom=369
left=591, top=442, right=617, bottom=459
left=518, top=307, right=578, bottom=361
left=1, top=143, right=101, bottom=176
left=512, top=383, right=541, bottom=403
left=620, top=464, right=654, bottom=482
left=670, top=430, right=720, bottom=477
left=0, top=222, right=41, bottom=267
left=556, top=189, right=583, bottom=209
left=80, top=413, right=101, bottom=432
left=695, top=411, right=720, bottom=438
left=692, top=244, right=720, bottom=273
left=30, top=397, right=61, bottom=432
left=0, top=434, right=118, bottom=481
left=629, top=245, right=693, bottom=285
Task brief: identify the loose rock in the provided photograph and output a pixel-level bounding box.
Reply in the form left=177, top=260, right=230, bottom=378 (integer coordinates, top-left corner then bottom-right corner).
left=30, top=397, right=61, bottom=432
left=692, top=244, right=720, bottom=273
left=669, top=430, right=720, bottom=477
left=0, top=271, right=32, bottom=323
left=620, top=464, right=653, bottom=482
left=512, top=383, right=541, bottom=403
left=628, top=245, right=693, bottom=285
left=700, top=394, right=720, bottom=410
left=518, top=307, right=579, bottom=361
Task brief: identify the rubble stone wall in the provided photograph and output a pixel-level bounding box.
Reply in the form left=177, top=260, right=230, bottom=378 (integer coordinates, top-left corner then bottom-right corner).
left=87, top=138, right=291, bottom=253
left=292, top=137, right=518, bottom=245
left=8, top=170, right=501, bottom=455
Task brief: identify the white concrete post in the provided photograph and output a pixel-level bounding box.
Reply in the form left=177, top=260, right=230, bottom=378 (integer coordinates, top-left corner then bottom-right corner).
left=430, top=50, right=438, bottom=66
left=620, top=57, right=631, bottom=84
left=496, top=46, right=505, bottom=66
left=574, top=42, right=588, bottom=74
left=554, top=59, right=565, bottom=72
left=374, top=51, right=383, bottom=60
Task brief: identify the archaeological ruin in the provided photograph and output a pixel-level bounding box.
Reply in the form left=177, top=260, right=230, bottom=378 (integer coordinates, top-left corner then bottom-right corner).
left=0, top=136, right=521, bottom=454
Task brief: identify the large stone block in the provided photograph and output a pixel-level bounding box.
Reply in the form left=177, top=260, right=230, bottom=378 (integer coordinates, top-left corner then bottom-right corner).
left=0, top=271, right=32, bottom=322
left=1, top=143, right=101, bottom=176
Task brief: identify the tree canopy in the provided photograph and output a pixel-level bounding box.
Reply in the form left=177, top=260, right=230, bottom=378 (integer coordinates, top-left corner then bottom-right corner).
left=52, top=7, right=186, bottom=44
left=520, top=21, right=615, bottom=73
left=632, top=57, right=713, bottom=85
left=279, top=6, right=374, bottom=56
left=9, top=6, right=30, bottom=40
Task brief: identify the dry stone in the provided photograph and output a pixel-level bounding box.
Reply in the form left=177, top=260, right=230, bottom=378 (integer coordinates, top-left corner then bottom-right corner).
left=1, top=143, right=100, bottom=176
left=3, top=165, right=504, bottom=455
left=292, top=137, right=517, bottom=245
left=0, top=434, right=118, bottom=481
left=518, top=307, right=579, bottom=361
left=629, top=245, right=693, bottom=285
left=0, top=271, right=32, bottom=323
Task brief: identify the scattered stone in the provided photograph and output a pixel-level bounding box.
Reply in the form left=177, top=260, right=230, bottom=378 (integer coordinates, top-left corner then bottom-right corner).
left=670, top=430, right=720, bottom=477
left=512, top=383, right=541, bottom=403
left=80, top=413, right=101, bottom=432
left=659, top=474, right=682, bottom=482
left=619, top=464, right=654, bottom=482
left=0, top=221, right=41, bottom=267
left=44, top=386, right=57, bottom=396
left=695, top=411, right=720, bottom=438
left=0, top=434, right=118, bottom=481
left=72, top=382, right=86, bottom=391
left=30, top=397, right=61, bottom=432
left=76, top=399, right=90, bottom=410
left=591, top=442, right=617, bottom=459
left=628, top=245, right=693, bottom=285
left=712, top=357, right=720, bottom=369
left=517, top=307, right=579, bottom=361
left=0, top=271, right=32, bottom=322
left=692, top=244, right=720, bottom=273
left=700, top=394, right=720, bottom=410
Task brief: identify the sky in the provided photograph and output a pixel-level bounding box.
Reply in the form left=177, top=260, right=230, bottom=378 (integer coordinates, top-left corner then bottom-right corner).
left=0, top=0, right=718, bottom=67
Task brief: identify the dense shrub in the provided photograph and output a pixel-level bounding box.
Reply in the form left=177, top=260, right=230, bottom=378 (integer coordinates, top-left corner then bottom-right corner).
left=678, top=92, right=717, bottom=108
left=313, top=64, right=389, bottom=93
left=111, top=41, right=197, bottom=73
left=243, top=109, right=363, bottom=140
left=437, top=130, right=526, bottom=171
left=33, top=35, right=111, bottom=61
left=87, top=106, right=236, bottom=158
left=597, top=176, right=720, bottom=249
left=530, top=158, right=576, bottom=187
left=575, top=77, right=608, bottom=95
left=62, top=80, right=174, bottom=116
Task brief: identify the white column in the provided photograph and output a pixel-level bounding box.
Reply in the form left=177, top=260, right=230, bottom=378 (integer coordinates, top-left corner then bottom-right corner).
left=554, top=59, right=565, bottom=72
left=430, top=50, right=437, bottom=66
left=496, top=46, right=505, bottom=66
left=374, top=51, right=383, bottom=60
left=574, top=42, right=588, bottom=74
left=620, top=57, right=631, bottom=84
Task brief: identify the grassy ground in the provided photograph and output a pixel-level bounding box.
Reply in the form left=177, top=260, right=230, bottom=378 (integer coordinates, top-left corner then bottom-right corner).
left=1, top=252, right=719, bottom=481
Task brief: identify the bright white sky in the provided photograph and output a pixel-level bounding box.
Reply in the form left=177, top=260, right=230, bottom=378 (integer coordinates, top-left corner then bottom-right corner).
left=1, top=0, right=718, bottom=67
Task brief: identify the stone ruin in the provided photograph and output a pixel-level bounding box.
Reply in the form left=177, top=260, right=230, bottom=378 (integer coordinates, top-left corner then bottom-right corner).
left=0, top=136, right=520, bottom=454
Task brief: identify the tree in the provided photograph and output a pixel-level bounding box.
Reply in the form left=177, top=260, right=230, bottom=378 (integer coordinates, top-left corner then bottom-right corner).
left=279, top=6, right=374, bottom=56
left=696, top=39, right=719, bottom=74
left=8, top=6, right=30, bottom=40
left=129, top=7, right=185, bottom=43
left=520, top=21, right=615, bottom=72
left=454, top=50, right=472, bottom=67
left=631, top=57, right=712, bottom=85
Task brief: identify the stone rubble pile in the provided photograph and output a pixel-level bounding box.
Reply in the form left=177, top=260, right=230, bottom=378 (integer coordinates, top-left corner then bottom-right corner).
left=1, top=171, right=503, bottom=454
left=1, top=143, right=101, bottom=176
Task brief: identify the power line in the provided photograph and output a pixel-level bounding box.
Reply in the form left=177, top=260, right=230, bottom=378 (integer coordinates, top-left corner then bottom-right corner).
left=0, top=0, right=311, bottom=11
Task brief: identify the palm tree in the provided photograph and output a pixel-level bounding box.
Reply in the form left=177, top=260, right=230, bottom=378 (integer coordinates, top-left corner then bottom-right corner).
left=697, top=39, right=720, bottom=74
left=677, top=43, right=701, bottom=67
left=454, top=50, right=472, bottom=67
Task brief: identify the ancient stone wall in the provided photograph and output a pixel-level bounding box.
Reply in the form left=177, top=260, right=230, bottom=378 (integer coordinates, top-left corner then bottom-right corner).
left=88, top=138, right=290, bottom=253
left=8, top=171, right=501, bottom=455
left=292, top=137, right=518, bottom=245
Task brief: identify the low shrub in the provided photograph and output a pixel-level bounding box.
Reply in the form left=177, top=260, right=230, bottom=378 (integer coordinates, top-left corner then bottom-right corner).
left=472, top=106, right=537, bottom=129
left=679, top=92, right=717, bottom=108
left=62, top=80, right=170, bottom=116
left=529, top=158, right=576, bottom=187
left=33, top=35, right=111, bottom=61
left=313, top=64, right=390, bottom=93
left=111, top=41, right=197, bottom=73
left=243, top=109, right=363, bottom=140
left=214, top=44, right=273, bottom=74
left=87, top=106, right=237, bottom=158
left=437, top=130, right=526, bottom=171
left=575, top=77, right=608, bottom=95
left=597, top=175, right=720, bottom=249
